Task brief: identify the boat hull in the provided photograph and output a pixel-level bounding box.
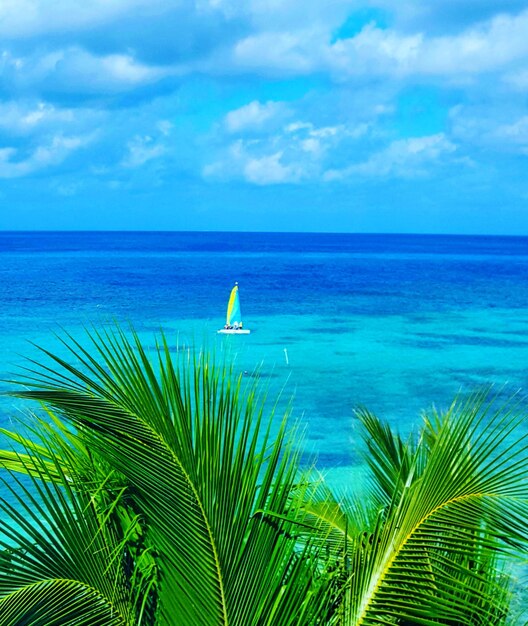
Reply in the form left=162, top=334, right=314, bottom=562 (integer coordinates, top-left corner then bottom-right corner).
left=217, top=329, right=251, bottom=334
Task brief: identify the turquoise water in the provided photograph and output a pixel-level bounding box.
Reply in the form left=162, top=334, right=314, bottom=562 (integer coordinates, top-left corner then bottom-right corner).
left=2, top=231, right=528, bottom=490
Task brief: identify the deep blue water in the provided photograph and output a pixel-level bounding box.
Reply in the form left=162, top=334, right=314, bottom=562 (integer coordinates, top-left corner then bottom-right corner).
left=3, top=231, right=528, bottom=321
left=2, top=231, right=528, bottom=486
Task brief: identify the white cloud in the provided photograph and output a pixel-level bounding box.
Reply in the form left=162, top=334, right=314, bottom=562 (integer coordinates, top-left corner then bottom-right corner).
left=34, top=134, right=86, bottom=159
left=286, top=122, right=353, bottom=158
left=285, top=121, right=313, bottom=133
left=324, top=133, right=457, bottom=180
left=493, top=117, right=528, bottom=154
left=202, top=114, right=370, bottom=185
left=495, top=116, right=528, bottom=140
left=286, top=120, right=368, bottom=144
left=225, top=100, right=286, bottom=133
left=121, top=134, right=166, bottom=168
left=101, top=54, right=161, bottom=84
left=204, top=117, right=372, bottom=185
left=203, top=0, right=353, bottom=32
left=233, top=29, right=324, bottom=74
left=0, top=133, right=93, bottom=178
left=57, top=49, right=173, bottom=89
left=300, top=138, right=320, bottom=154
left=244, top=151, right=302, bottom=184
left=370, top=0, right=528, bottom=33
left=503, top=67, right=528, bottom=90
left=157, top=120, right=173, bottom=136
left=3, top=1, right=523, bottom=190
left=449, top=105, right=528, bottom=154
left=3, top=2, right=528, bottom=98
left=2, top=47, right=176, bottom=97
left=0, top=147, right=17, bottom=162
left=225, top=8, right=528, bottom=83
left=203, top=137, right=309, bottom=184
left=330, top=26, right=423, bottom=77
left=331, top=10, right=528, bottom=80
left=0, top=100, right=75, bottom=134
left=0, top=0, right=160, bottom=37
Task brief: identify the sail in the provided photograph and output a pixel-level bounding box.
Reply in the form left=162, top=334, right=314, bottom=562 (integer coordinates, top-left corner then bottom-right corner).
left=219, top=282, right=250, bottom=333
left=226, top=284, right=242, bottom=326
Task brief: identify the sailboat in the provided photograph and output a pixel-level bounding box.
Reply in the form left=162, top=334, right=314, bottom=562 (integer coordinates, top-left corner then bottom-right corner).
left=218, top=282, right=251, bottom=334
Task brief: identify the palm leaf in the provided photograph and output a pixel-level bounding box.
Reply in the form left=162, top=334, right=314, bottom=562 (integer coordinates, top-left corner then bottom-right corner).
left=343, top=392, right=528, bottom=625
left=0, top=441, right=133, bottom=625
left=0, top=580, right=128, bottom=626
left=359, top=408, right=423, bottom=511
left=7, top=327, right=332, bottom=625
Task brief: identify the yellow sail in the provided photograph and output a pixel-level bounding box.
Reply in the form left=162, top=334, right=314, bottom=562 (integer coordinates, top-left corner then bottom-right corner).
left=226, top=284, right=239, bottom=325
left=219, top=282, right=250, bottom=333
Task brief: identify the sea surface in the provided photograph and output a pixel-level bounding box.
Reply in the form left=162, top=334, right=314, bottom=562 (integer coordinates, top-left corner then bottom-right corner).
left=2, top=231, right=528, bottom=491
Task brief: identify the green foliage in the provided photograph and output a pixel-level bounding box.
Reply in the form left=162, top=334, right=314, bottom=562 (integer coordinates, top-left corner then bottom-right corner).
left=0, top=327, right=526, bottom=625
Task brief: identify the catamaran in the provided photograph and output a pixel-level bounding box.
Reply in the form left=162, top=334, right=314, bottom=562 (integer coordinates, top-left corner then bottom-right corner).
left=218, top=282, right=251, bottom=334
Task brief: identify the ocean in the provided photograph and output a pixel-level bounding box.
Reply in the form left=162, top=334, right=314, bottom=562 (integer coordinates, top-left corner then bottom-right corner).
left=2, top=231, right=528, bottom=490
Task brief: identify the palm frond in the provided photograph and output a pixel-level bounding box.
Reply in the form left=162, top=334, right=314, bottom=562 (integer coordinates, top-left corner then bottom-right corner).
left=0, top=442, right=133, bottom=625
left=358, top=408, right=423, bottom=511
left=344, top=392, right=528, bottom=625
left=0, top=579, right=128, bottom=626
left=7, top=327, right=332, bottom=625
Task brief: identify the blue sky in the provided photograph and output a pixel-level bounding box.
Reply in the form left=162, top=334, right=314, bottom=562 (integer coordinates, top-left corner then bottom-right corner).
left=2, top=0, right=528, bottom=233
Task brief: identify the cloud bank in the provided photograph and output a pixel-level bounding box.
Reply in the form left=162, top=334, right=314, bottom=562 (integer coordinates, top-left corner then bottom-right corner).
left=2, top=0, right=528, bottom=232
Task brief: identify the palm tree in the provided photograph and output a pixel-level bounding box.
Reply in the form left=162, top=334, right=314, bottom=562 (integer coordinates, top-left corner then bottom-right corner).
left=0, top=327, right=526, bottom=625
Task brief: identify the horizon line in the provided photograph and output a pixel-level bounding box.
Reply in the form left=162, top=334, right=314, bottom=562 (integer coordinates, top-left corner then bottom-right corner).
left=1, top=229, right=527, bottom=238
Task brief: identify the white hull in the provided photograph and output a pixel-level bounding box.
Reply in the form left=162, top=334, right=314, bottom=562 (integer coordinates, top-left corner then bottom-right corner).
left=217, top=329, right=251, bottom=334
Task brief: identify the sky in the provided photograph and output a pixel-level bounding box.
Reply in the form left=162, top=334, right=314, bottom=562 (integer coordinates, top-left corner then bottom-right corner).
left=2, top=0, right=528, bottom=233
